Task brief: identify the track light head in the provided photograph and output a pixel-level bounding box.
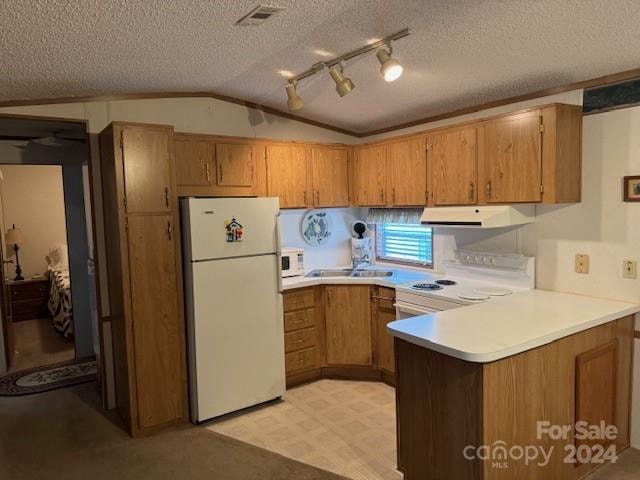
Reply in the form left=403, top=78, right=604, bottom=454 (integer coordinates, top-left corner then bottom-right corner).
left=329, top=65, right=355, bottom=97
left=376, top=48, right=403, bottom=82
left=285, top=82, right=303, bottom=111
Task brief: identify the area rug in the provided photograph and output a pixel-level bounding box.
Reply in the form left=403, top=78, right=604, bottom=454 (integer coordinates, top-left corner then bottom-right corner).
left=0, top=359, right=96, bottom=396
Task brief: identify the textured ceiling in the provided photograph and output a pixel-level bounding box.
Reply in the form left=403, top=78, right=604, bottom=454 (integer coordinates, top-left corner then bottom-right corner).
left=1, top=0, right=640, bottom=134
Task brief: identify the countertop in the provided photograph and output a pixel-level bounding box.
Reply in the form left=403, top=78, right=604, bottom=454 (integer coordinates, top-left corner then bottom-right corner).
left=281, top=265, right=434, bottom=291
left=388, top=289, right=640, bottom=363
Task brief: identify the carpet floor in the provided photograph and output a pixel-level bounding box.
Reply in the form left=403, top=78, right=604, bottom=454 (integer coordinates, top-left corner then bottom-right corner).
left=0, top=382, right=347, bottom=480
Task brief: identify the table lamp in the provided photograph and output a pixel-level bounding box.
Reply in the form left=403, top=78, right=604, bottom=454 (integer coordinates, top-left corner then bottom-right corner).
left=5, top=225, right=25, bottom=281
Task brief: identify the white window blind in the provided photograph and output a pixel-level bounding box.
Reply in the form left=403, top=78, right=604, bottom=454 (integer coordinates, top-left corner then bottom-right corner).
left=375, top=223, right=433, bottom=266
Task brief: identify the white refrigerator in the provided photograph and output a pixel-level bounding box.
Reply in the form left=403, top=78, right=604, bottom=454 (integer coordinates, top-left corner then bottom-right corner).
left=181, top=197, right=285, bottom=423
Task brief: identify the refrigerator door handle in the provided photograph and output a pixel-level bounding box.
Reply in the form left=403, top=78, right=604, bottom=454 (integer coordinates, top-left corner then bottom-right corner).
left=275, top=213, right=283, bottom=293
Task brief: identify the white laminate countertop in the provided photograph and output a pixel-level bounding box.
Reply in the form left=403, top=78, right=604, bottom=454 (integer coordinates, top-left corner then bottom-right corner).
left=281, top=265, right=434, bottom=291
left=387, top=289, right=640, bottom=363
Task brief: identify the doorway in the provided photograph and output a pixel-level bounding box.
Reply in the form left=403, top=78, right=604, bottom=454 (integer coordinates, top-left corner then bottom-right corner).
left=0, top=116, right=101, bottom=394
left=0, top=164, right=75, bottom=372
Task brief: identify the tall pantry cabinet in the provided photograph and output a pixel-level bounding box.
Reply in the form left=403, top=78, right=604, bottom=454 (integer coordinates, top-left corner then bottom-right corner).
left=99, top=122, right=187, bottom=436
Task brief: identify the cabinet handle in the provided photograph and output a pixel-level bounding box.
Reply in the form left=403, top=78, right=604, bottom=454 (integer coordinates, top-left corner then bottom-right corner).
left=295, top=339, right=304, bottom=344
left=371, top=296, right=395, bottom=301
left=205, top=163, right=211, bottom=182
left=167, top=221, right=173, bottom=240
left=379, top=188, right=384, bottom=203
left=165, top=187, right=170, bottom=208
left=315, top=191, right=320, bottom=205
left=485, top=181, right=492, bottom=198
left=469, top=182, right=475, bottom=201
left=218, top=164, right=223, bottom=182
left=392, top=187, right=396, bottom=205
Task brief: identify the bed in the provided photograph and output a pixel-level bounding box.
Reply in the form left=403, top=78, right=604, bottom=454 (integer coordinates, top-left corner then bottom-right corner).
left=46, top=245, right=73, bottom=338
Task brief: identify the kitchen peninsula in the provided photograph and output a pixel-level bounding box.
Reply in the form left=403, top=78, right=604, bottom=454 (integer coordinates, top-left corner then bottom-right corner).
left=388, top=290, right=640, bottom=479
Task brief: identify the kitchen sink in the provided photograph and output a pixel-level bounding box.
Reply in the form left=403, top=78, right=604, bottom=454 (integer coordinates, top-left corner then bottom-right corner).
left=351, top=270, right=394, bottom=277
left=305, top=269, right=354, bottom=277
left=305, top=269, right=394, bottom=278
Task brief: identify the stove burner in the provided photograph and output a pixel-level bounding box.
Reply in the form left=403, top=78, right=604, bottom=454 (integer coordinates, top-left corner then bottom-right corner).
left=411, top=282, right=443, bottom=291
left=435, top=279, right=457, bottom=286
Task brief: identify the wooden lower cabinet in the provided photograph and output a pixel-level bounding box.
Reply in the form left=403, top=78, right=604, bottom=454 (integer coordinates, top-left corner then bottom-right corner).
left=373, top=287, right=396, bottom=379
left=395, top=316, right=635, bottom=480
left=284, top=284, right=399, bottom=387
left=325, top=285, right=372, bottom=366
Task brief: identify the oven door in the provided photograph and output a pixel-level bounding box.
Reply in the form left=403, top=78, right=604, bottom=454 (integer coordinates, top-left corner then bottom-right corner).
left=394, top=301, right=440, bottom=320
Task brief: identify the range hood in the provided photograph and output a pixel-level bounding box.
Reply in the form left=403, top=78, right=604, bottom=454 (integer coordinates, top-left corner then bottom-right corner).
left=421, top=205, right=535, bottom=228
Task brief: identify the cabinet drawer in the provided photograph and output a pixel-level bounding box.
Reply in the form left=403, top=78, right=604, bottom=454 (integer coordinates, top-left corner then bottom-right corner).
left=285, top=347, right=318, bottom=374
left=284, top=308, right=315, bottom=332
left=10, top=281, right=49, bottom=301
left=283, top=288, right=314, bottom=312
left=11, top=300, right=50, bottom=322
left=284, top=327, right=316, bottom=353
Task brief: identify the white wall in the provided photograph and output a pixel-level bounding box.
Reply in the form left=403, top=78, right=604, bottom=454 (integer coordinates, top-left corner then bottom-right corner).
left=279, top=208, right=364, bottom=270
left=0, top=165, right=68, bottom=279
left=0, top=97, right=357, bottom=143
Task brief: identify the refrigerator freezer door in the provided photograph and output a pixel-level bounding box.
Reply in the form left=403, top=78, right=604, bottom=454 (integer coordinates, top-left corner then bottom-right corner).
left=189, top=254, right=285, bottom=422
left=184, top=197, right=279, bottom=261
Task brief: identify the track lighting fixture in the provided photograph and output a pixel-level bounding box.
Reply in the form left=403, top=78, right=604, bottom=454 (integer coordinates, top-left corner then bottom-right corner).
left=376, top=47, right=403, bottom=82
left=283, top=28, right=409, bottom=111
left=285, top=82, right=303, bottom=111
left=329, top=65, right=355, bottom=97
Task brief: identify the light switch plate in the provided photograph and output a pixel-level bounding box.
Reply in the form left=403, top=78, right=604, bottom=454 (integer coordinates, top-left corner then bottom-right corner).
left=623, top=260, right=637, bottom=279
left=575, top=254, right=590, bottom=274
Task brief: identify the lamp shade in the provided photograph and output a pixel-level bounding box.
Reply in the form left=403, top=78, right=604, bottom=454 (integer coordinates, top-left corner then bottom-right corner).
left=5, top=227, right=25, bottom=246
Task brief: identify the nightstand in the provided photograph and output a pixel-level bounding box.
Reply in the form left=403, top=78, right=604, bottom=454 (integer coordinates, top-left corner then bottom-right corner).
left=8, top=277, right=50, bottom=322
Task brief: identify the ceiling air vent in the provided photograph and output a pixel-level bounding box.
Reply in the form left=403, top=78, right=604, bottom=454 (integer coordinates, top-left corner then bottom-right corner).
left=236, top=5, right=285, bottom=26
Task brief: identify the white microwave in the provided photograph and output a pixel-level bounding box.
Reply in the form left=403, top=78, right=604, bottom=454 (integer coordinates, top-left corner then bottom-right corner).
left=281, top=247, right=305, bottom=277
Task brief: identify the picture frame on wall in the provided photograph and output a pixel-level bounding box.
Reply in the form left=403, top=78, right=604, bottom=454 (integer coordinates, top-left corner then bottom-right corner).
left=623, top=176, right=640, bottom=202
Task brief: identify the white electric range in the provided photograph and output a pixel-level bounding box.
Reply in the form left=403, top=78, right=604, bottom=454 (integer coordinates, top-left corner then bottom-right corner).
left=395, top=250, right=535, bottom=319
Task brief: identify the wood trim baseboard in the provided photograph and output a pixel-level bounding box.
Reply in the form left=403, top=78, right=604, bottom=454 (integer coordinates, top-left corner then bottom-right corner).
left=1, top=66, right=639, bottom=139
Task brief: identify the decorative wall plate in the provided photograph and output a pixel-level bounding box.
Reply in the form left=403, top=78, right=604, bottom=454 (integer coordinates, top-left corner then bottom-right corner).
left=301, top=209, right=332, bottom=246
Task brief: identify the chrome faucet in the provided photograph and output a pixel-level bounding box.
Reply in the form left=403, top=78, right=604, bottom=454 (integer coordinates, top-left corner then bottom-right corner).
left=351, top=253, right=370, bottom=271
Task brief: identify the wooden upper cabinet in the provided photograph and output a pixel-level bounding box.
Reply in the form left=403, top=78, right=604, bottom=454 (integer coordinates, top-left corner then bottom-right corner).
left=215, top=143, right=256, bottom=187
left=478, top=110, right=543, bottom=204
left=266, top=144, right=309, bottom=209
left=310, top=147, right=349, bottom=207
left=174, top=134, right=266, bottom=197
left=174, top=137, right=213, bottom=187
left=121, top=125, right=173, bottom=214
left=352, top=144, right=387, bottom=206
left=387, top=137, right=427, bottom=206
left=325, top=285, right=372, bottom=366
left=428, top=126, right=478, bottom=206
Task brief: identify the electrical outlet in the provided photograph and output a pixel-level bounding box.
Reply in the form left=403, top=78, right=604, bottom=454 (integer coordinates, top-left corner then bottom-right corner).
left=623, top=260, right=637, bottom=279
left=575, top=254, right=590, bottom=274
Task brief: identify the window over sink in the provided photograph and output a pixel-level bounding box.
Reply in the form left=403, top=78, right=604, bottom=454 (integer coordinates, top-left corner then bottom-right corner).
left=375, top=223, right=433, bottom=268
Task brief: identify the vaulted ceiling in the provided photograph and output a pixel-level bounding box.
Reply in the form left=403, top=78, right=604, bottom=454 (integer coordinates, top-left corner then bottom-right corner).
left=1, top=0, right=640, bottom=134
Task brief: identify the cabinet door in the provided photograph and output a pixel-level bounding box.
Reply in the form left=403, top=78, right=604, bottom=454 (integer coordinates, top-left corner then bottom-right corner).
left=325, top=285, right=372, bottom=365
left=122, top=126, right=173, bottom=213
left=387, top=138, right=427, bottom=206
left=310, top=147, right=349, bottom=207
left=352, top=145, right=387, bottom=206
left=215, top=143, right=256, bottom=187
left=174, top=137, right=213, bottom=187
left=266, top=144, right=309, bottom=209
left=478, top=110, right=542, bottom=203
left=575, top=341, right=618, bottom=454
left=374, top=288, right=396, bottom=373
left=127, top=214, right=184, bottom=429
left=429, top=127, right=478, bottom=205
